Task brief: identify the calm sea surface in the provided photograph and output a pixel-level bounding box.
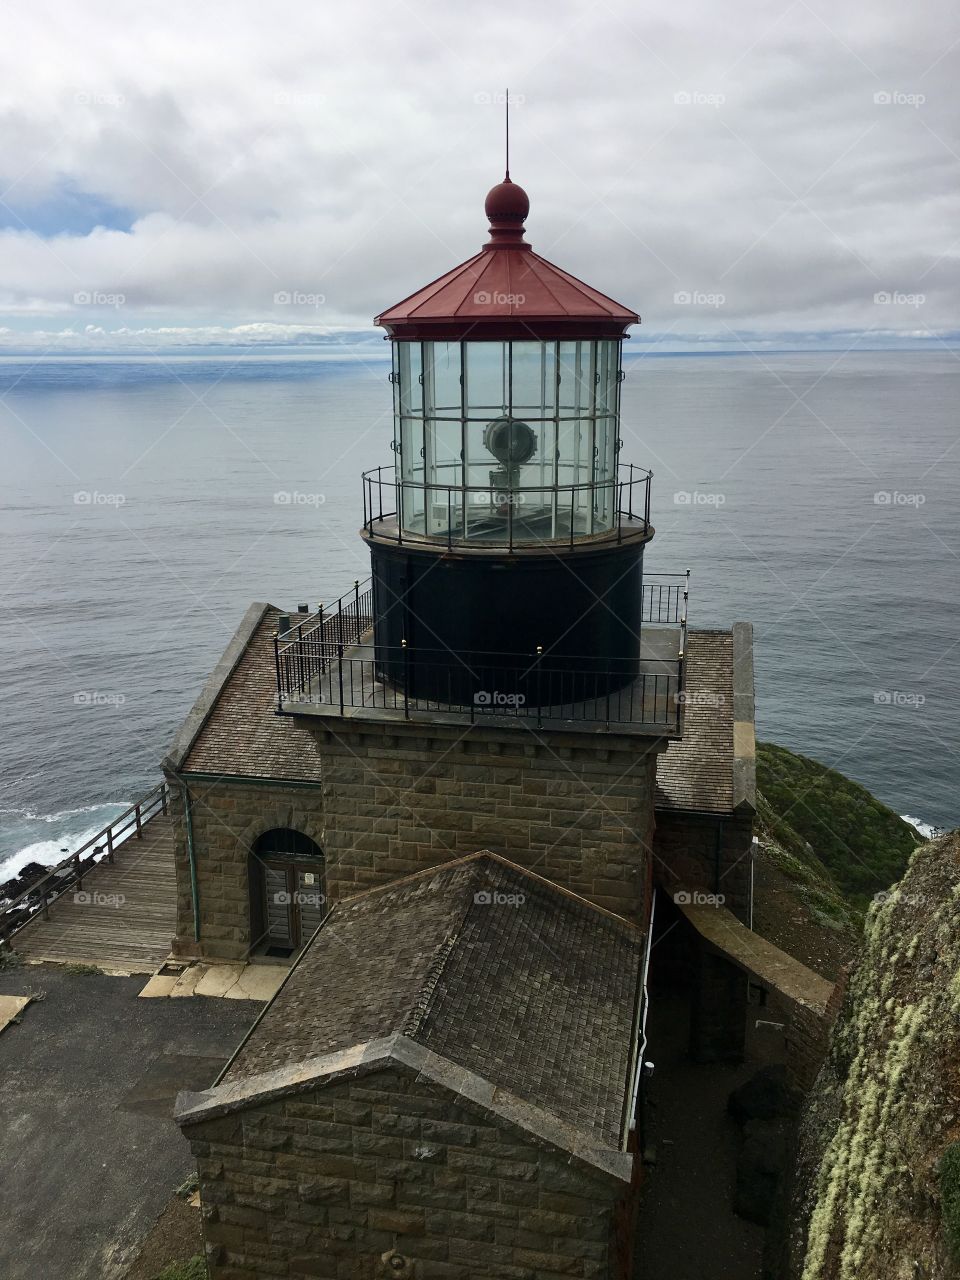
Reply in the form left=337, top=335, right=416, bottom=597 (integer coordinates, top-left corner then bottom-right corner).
left=0, top=350, right=956, bottom=876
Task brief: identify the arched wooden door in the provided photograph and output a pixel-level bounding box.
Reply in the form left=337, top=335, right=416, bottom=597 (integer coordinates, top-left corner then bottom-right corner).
left=250, top=828, right=326, bottom=957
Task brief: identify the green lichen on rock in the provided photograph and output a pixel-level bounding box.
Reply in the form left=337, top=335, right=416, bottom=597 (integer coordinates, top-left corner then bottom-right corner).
left=788, top=832, right=960, bottom=1279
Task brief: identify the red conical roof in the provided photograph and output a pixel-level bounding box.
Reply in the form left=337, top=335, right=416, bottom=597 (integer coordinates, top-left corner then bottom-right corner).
left=375, top=177, right=640, bottom=341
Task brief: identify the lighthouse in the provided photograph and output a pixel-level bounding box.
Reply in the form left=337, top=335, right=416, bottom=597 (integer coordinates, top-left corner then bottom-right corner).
left=362, top=173, right=657, bottom=710
left=163, top=156, right=758, bottom=1173
left=169, top=171, right=763, bottom=1280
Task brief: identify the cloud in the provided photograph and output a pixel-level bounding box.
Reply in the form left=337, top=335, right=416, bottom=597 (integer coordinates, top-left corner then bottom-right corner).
left=0, top=320, right=387, bottom=353
left=0, top=0, right=956, bottom=348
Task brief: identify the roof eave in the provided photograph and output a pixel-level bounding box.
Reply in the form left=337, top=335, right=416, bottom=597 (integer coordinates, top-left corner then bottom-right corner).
left=175, top=1033, right=634, bottom=1185
left=377, top=317, right=639, bottom=341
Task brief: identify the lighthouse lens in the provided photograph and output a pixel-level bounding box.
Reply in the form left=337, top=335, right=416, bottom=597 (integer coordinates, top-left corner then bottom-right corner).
left=482, top=416, right=537, bottom=467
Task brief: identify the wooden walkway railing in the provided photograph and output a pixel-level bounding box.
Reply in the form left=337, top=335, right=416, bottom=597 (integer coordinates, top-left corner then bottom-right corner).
left=0, top=782, right=169, bottom=949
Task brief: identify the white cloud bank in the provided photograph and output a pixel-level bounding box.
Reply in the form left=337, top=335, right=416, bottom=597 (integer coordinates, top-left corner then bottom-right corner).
left=0, top=0, right=956, bottom=349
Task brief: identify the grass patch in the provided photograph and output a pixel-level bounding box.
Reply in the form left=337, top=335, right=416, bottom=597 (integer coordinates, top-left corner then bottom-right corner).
left=940, top=1143, right=960, bottom=1261
left=757, top=742, right=921, bottom=907
left=756, top=790, right=862, bottom=930
left=153, top=1259, right=206, bottom=1280
left=61, top=962, right=101, bottom=976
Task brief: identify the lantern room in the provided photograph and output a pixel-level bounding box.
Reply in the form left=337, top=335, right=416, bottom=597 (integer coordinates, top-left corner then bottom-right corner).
left=369, top=177, right=643, bottom=549
left=362, top=174, right=657, bottom=704
left=384, top=334, right=624, bottom=543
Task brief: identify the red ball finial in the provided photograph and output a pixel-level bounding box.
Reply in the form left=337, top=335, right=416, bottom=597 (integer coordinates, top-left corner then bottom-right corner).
left=484, top=176, right=530, bottom=249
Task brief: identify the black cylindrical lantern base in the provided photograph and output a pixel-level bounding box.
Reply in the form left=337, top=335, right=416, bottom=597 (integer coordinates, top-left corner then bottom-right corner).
left=366, top=533, right=650, bottom=708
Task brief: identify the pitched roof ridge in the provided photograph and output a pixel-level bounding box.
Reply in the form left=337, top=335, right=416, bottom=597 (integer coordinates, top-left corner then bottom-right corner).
left=400, top=863, right=484, bottom=1040
left=334, top=849, right=639, bottom=932
left=336, top=850, right=491, bottom=908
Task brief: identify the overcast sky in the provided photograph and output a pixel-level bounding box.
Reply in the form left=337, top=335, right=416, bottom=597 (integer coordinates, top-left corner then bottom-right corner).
left=0, top=0, right=956, bottom=351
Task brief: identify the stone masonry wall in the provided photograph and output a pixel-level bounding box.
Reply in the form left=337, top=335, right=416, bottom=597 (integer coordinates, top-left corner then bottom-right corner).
left=783, top=966, right=846, bottom=1093
left=309, top=723, right=665, bottom=925
left=689, top=942, right=749, bottom=1063
left=652, top=811, right=753, bottom=922
left=184, top=1065, right=625, bottom=1279
left=166, top=775, right=326, bottom=962
left=168, top=724, right=665, bottom=960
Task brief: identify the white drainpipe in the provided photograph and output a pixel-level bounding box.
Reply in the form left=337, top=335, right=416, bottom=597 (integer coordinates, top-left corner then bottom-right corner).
left=628, top=889, right=657, bottom=1136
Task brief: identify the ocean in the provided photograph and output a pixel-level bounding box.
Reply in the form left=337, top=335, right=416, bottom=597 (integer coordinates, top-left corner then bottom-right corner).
left=0, top=349, right=956, bottom=877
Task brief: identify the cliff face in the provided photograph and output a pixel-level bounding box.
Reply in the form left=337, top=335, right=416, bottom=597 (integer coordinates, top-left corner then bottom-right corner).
left=787, top=831, right=960, bottom=1279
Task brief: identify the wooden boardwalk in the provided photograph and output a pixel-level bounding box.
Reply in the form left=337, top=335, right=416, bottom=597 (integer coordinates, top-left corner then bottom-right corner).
left=14, top=813, right=177, bottom=973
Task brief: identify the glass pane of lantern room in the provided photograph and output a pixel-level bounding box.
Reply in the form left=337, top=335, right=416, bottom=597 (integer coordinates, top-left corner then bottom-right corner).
left=557, top=341, right=595, bottom=536
left=508, top=342, right=554, bottom=536
left=592, top=341, right=620, bottom=530
left=397, top=343, right=425, bottom=535
left=422, top=343, right=463, bottom=536
left=462, top=343, right=508, bottom=541
left=592, top=413, right=615, bottom=530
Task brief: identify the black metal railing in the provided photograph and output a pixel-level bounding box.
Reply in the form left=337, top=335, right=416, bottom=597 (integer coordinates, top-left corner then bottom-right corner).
left=274, top=571, right=690, bottom=732
left=278, top=643, right=681, bottom=731
left=0, top=782, right=169, bottom=948
left=361, top=461, right=653, bottom=551
left=273, top=579, right=374, bottom=708
left=643, top=571, right=690, bottom=624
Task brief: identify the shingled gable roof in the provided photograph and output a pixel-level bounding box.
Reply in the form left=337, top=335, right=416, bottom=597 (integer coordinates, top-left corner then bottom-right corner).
left=165, top=603, right=750, bottom=815
left=179, top=854, right=642, bottom=1172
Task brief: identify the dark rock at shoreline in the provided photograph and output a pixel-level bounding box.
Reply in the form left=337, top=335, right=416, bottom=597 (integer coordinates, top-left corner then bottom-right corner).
left=0, top=862, right=54, bottom=905
left=17, top=865, right=48, bottom=885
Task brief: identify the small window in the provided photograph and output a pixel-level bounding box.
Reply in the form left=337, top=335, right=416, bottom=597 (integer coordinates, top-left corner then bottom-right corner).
left=253, top=828, right=322, bottom=860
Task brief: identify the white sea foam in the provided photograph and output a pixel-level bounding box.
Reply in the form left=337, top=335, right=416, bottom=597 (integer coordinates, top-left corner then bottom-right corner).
left=0, top=803, right=116, bottom=824
left=0, top=804, right=131, bottom=884
left=901, top=814, right=945, bottom=841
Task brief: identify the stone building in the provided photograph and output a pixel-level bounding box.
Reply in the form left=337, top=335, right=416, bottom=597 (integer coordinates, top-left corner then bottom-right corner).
left=164, top=167, right=814, bottom=1278
left=162, top=608, right=756, bottom=962
left=177, top=855, right=644, bottom=1278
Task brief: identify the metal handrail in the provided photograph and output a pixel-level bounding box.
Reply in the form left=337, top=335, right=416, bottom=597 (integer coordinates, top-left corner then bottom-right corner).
left=273, top=579, right=375, bottom=711
left=274, top=570, right=691, bottom=715
left=361, top=461, right=654, bottom=551
left=276, top=642, right=683, bottom=730
left=642, top=572, right=690, bottom=625
left=675, top=569, right=691, bottom=731
left=0, top=781, right=169, bottom=945
left=276, top=632, right=685, bottom=723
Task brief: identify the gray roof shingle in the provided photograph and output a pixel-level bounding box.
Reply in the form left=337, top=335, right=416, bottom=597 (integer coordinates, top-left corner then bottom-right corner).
left=655, top=629, right=736, bottom=813
left=223, top=854, right=643, bottom=1148
left=181, top=606, right=321, bottom=781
